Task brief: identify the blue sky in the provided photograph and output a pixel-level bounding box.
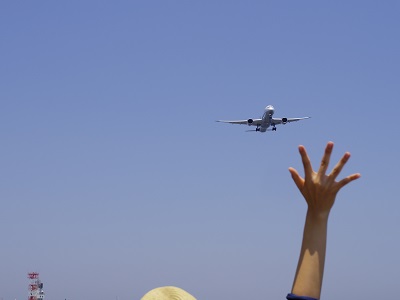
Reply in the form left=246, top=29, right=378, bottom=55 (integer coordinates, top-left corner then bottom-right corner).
left=1, top=1, right=399, bottom=299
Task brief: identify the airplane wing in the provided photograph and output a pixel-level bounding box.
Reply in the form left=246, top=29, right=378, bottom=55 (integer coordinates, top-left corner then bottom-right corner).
left=272, top=117, right=310, bottom=125
left=216, top=119, right=263, bottom=126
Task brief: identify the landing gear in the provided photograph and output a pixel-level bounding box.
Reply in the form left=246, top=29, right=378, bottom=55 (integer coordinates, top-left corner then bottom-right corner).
left=256, top=125, right=260, bottom=132
left=272, top=124, right=277, bottom=131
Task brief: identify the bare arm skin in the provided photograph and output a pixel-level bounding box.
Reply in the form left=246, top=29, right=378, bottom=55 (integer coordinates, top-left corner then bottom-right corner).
left=288, top=142, right=361, bottom=299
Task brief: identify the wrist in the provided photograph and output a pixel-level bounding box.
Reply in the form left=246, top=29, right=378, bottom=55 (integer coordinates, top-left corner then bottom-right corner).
left=306, top=208, right=330, bottom=223
left=307, top=207, right=331, bottom=221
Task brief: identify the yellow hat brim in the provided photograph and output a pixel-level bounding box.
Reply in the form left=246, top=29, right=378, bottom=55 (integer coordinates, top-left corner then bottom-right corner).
left=141, top=286, right=196, bottom=300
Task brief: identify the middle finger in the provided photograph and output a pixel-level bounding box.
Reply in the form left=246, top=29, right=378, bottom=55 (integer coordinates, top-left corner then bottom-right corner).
left=318, top=141, right=334, bottom=176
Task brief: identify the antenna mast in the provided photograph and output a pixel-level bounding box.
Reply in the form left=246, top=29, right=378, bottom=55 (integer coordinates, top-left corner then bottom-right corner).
left=28, top=272, right=45, bottom=300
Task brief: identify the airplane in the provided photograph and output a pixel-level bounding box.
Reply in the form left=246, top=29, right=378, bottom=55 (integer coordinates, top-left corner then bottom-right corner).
left=217, top=105, right=310, bottom=132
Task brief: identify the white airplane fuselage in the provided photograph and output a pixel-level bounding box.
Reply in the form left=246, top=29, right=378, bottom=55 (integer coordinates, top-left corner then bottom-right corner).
left=258, top=105, right=275, bottom=132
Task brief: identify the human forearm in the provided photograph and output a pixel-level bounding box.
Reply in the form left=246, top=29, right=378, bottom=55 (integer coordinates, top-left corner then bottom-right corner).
left=291, top=211, right=329, bottom=299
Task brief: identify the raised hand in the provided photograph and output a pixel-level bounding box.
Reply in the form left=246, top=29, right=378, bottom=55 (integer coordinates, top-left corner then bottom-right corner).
left=288, top=142, right=360, bottom=299
left=288, top=141, right=361, bottom=217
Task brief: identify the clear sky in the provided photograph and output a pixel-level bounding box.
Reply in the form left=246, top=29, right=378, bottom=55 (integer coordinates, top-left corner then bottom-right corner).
left=1, top=1, right=399, bottom=300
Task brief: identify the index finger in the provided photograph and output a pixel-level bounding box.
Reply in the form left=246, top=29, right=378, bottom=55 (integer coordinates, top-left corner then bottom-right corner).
left=299, top=145, right=313, bottom=178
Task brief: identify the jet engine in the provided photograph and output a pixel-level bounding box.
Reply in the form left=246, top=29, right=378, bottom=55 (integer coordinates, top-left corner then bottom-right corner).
left=282, top=118, right=288, bottom=124
left=247, top=119, right=253, bottom=125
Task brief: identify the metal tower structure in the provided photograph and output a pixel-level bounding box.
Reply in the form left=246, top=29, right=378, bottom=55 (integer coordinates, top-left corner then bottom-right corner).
left=28, top=272, right=45, bottom=300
